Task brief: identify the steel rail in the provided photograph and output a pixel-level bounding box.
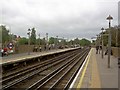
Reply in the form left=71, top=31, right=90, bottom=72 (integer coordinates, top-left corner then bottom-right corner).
left=40, top=49, right=89, bottom=89
left=2, top=49, right=78, bottom=84
left=26, top=48, right=87, bottom=90
left=50, top=49, right=90, bottom=89
left=2, top=49, right=81, bottom=89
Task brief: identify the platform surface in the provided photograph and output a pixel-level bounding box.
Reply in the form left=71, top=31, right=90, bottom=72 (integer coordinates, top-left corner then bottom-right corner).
left=72, top=48, right=118, bottom=89
left=0, top=48, right=78, bottom=65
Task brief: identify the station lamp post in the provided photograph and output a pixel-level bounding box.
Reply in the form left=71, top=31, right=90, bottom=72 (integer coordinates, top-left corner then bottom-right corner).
left=63, top=37, right=64, bottom=47
left=46, top=33, right=48, bottom=44
left=38, top=33, right=40, bottom=46
left=101, top=27, right=104, bottom=59
left=96, top=34, right=100, bottom=45
left=106, top=15, right=113, bottom=68
left=27, top=28, right=31, bottom=55
left=97, top=34, right=101, bottom=54
left=56, top=36, right=58, bottom=49
left=54, top=37, right=56, bottom=49
left=46, top=33, right=48, bottom=50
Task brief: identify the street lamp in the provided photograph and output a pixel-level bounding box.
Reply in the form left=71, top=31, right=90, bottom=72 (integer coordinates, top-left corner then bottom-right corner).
left=27, top=29, right=31, bottom=55
left=107, top=15, right=113, bottom=28
left=101, top=27, right=104, bottom=59
left=106, top=15, right=113, bottom=68
left=56, top=36, right=58, bottom=49
left=38, top=33, right=40, bottom=46
left=63, top=37, right=64, bottom=47
left=46, top=33, right=48, bottom=50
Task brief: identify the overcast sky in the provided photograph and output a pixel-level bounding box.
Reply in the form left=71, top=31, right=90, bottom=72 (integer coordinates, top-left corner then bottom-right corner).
left=1, top=0, right=119, bottom=40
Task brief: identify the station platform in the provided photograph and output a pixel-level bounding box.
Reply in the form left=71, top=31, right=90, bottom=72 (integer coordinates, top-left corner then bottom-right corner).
left=0, top=48, right=79, bottom=65
left=70, top=48, right=119, bottom=89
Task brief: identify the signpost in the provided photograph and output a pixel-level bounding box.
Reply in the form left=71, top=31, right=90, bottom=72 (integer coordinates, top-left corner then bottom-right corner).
left=7, top=42, right=14, bottom=53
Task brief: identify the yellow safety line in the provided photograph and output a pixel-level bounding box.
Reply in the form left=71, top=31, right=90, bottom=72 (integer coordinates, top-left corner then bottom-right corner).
left=76, top=48, right=93, bottom=89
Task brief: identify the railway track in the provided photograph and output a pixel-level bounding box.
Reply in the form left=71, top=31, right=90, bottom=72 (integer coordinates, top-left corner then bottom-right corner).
left=27, top=48, right=90, bottom=90
left=2, top=49, right=78, bottom=82
left=2, top=48, right=84, bottom=89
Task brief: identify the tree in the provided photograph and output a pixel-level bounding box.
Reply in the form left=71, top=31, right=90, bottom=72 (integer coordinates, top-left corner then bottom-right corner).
left=30, top=28, right=36, bottom=45
left=0, top=26, right=2, bottom=43
left=111, top=28, right=116, bottom=47
left=101, top=26, right=120, bottom=47
left=42, top=38, right=46, bottom=45
left=69, top=40, right=74, bottom=45
left=79, top=38, right=91, bottom=46
left=74, top=38, right=80, bottom=45
left=91, top=40, right=96, bottom=45
left=49, top=37, right=55, bottom=44
left=102, top=31, right=108, bottom=46
left=18, top=37, right=28, bottom=45
left=0, top=25, right=10, bottom=44
left=12, top=35, right=17, bottom=40
left=118, top=27, right=120, bottom=47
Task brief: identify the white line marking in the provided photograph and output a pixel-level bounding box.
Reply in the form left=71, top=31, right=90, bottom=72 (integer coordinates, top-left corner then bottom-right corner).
left=69, top=49, right=92, bottom=89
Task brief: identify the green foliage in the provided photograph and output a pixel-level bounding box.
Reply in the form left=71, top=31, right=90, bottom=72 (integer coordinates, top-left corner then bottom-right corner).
left=41, top=38, right=46, bottom=45
left=30, top=28, right=36, bottom=45
left=0, top=25, right=10, bottom=44
left=101, top=27, right=120, bottom=47
left=36, top=38, right=46, bottom=45
left=69, top=40, right=74, bottom=45
left=79, top=38, right=91, bottom=46
left=18, top=37, right=28, bottom=45
left=0, top=26, right=2, bottom=43
left=92, top=40, right=96, bottom=45
left=36, top=38, right=43, bottom=45
left=118, top=28, right=120, bottom=47
left=49, top=37, right=55, bottom=44
left=103, top=33, right=108, bottom=46
left=111, top=28, right=116, bottom=47
left=74, top=38, right=80, bottom=44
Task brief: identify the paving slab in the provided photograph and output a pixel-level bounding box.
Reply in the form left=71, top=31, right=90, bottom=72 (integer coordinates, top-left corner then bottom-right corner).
left=96, top=50, right=118, bottom=88
left=72, top=48, right=118, bottom=89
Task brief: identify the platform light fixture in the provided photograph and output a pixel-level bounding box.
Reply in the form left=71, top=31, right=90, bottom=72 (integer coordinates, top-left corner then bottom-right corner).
left=27, top=28, right=31, bottom=55
left=101, top=27, right=104, bottom=59
left=38, top=33, right=40, bottom=46
left=106, top=15, right=113, bottom=68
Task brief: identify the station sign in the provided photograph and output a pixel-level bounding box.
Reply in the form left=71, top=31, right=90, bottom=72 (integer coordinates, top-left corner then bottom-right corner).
left=7, top=42, right=14, bottom=50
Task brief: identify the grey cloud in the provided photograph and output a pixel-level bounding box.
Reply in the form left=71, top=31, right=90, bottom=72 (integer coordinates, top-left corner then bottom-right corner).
left=1, top=0, right=119, bottom=40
